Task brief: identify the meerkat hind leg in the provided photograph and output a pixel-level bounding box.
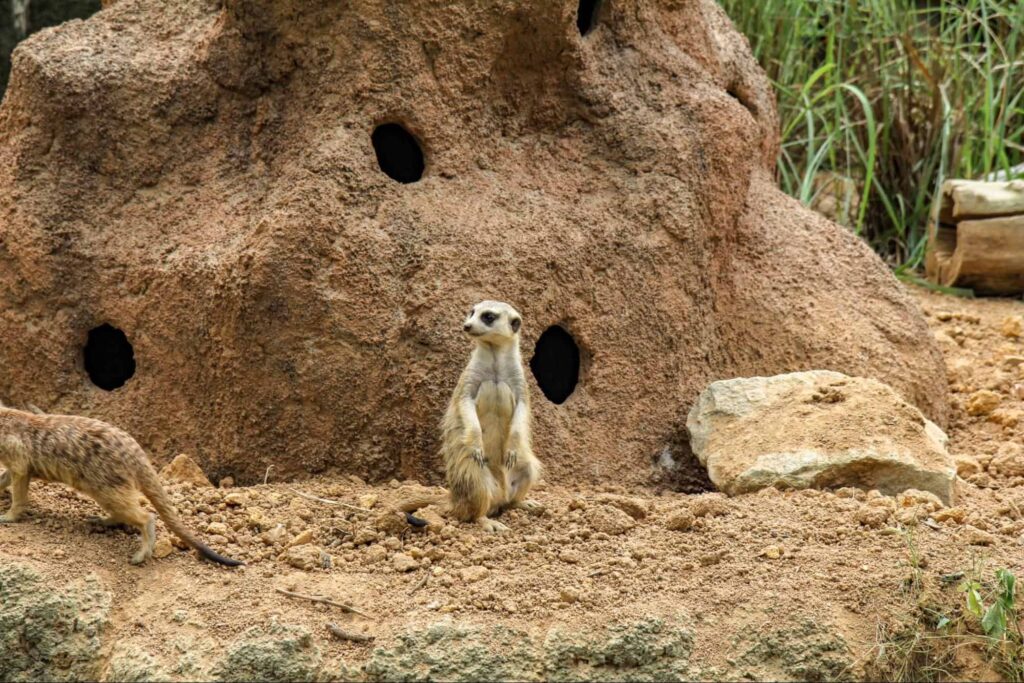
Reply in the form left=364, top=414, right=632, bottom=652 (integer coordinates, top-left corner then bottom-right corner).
left=0, top=470, right=29, bottom=522
left=507, top=458, right=543, bottom=513
left=95, top=487, right=157, bottom=564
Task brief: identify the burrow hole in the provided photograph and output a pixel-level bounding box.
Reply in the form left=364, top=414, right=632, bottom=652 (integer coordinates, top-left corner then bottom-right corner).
left=84, top=324, right=136, bottom=391
left=530, top=325, right=580, bottom=404
left=726, top=83, right=758, bottom=117
left=577, top=0, right=604, bottom=36
left=372, top=123, right=424, bottom=184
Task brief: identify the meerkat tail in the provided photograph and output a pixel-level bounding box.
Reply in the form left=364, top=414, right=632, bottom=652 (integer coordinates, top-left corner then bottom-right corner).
left=135, top=465, right=243, bottom=567
left=398, top=493, right=446, bottom=527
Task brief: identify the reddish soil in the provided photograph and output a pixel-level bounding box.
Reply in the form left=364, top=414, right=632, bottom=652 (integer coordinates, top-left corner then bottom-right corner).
left=1, top=285, right=1022, bottom=680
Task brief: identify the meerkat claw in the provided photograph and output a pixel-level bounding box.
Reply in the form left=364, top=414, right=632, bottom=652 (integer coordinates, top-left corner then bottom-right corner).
left=504, top=449, right=517, bottom=469
left=479, top=518, right=510, bottom=532
left=471, top=448, right=486, bottom=467
left=516, top=499, right=544, bottom=513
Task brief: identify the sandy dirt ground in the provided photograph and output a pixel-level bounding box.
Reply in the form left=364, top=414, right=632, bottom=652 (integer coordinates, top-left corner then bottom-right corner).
left=1, top=286, right=1023, bottom=680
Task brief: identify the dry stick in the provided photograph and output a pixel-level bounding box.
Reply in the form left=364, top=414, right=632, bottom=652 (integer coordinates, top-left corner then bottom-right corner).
left=287, top=487, right=371, bottom=513
left=327, top=623, right=374, bottom=643
left=408, top=573, right=428, bottom=596
left=275, top=588, right=373, bottom=619
left=263, top=464, right=274, bottom=486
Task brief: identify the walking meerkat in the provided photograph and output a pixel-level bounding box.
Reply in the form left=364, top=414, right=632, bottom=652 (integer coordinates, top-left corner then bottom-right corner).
left=402, top=301, right=542, bottom=532
left=0, top=404, right=242, bottom=566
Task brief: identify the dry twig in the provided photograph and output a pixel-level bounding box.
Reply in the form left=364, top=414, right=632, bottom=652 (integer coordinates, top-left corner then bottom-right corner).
left=408, top=573, right=428, bottom=596
left=287, top=487, right=370, bottom=513
left=275, top=588, right=373, bottom=618
left=327, top=623, right=374, bottom=643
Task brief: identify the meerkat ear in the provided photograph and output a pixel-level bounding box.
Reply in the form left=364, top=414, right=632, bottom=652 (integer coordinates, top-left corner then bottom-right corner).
left=511, top=317, right=521, bottom=333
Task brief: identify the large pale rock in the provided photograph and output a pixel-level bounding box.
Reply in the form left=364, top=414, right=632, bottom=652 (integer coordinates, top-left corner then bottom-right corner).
left=687, top=371, right=957, bottom=504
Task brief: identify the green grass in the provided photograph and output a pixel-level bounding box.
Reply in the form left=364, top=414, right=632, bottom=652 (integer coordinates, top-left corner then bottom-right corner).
left=866, top=552, right=1024, bottom=682
left=720, top=0, right=1024, bottom=269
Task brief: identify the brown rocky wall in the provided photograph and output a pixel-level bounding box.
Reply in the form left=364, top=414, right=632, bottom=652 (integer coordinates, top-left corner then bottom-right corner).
left=0, top=0, right=948, bottom=486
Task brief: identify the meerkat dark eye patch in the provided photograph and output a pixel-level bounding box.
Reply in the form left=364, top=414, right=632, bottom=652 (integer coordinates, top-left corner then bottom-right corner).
left=511, top=318, right=521, bottom=333
left=481, top=312, right=497, bottom=325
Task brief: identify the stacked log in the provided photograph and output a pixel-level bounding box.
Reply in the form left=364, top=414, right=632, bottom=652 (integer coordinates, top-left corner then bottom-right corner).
left=926, top=179, right=1024, bottom=295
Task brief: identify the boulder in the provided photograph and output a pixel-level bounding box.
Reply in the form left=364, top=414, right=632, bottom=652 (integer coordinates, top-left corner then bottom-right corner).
left=0, top=0, right=102, bottom=99
left=687, top=371, right=957, bottom=504
left=104, top=647, right=167, bottom=682
left=0, top=0, right=947, bottom=486
left=357, top=619, right=698, bottom=682
left=211, top=623, right=323, bottom=683
left=0, top=560, right=112, bottom=682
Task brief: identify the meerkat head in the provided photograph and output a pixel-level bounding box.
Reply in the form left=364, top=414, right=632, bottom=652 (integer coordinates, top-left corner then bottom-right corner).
left=463, top=300, right=522, bottom=345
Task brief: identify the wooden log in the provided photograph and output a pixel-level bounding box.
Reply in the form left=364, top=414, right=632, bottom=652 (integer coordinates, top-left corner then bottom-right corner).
left=941, top=179, right=1024, bottom=220
left=983, top=162, right=1024, bottom=182
left=927, top=214, right=1024, bottom=295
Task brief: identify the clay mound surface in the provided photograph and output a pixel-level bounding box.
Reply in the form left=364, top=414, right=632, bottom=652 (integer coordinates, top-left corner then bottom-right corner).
left=0, top=0, right=947, bottom=485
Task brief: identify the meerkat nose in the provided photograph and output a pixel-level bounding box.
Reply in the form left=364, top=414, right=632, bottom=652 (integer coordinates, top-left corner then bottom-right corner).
left=463, top=323, right=472, bottom=331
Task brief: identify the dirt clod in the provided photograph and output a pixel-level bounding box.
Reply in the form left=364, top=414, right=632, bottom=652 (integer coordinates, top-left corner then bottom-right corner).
left=281, top=545, right=330, bottom=571
left=588, top=505, right=636, bottom=535
left=665, top=509, right=696, bottom=531
left=392, top=554, right=417, bottom=573
left=966, top=390, right=1002, bottom=416
left=159, top=455, right=213, bottom=488
left=459, top=566, right=490, bottom=584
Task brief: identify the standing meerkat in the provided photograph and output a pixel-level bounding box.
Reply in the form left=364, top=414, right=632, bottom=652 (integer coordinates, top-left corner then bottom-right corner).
left=0, top=405, right=242, bottom=566
left=403, top=301, right=542, bottom=532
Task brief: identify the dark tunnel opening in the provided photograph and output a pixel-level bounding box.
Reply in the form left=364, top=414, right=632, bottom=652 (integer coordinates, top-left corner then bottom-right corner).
left=84, top=323, right=136, bottom=390
left=529, top=325, right=580, bottom=404
left=576, top=0, right=604, bottom=36
left=371, top=123, right=425, bottom=184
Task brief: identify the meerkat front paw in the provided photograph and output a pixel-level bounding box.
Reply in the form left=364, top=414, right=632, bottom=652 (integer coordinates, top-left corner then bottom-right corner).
left=516, top=499, right=544, bottom=513
left=504, top=449, right=518, bottom=469
left=0, top=511, right=21, bottom=523
left=478, top=518, right=510, bottom=533
left=471, top=447, right=486, bottom=467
